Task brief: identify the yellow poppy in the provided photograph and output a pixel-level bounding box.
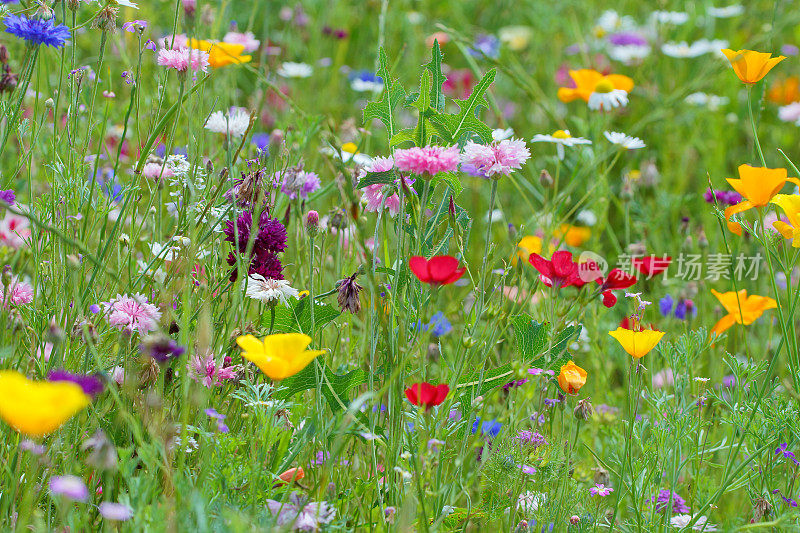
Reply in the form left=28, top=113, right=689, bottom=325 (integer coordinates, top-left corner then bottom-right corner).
left=513, top=235, right=542, bottom=265
left=557, top=360, right=587, bottom=394
left=721, top=49, right=786, bottom=84
left=237, top=333, right=325, bottom=380
left=608, top=327, right=665, bottom=359
left=557, top=69, right=634, bottom=103
left=187, top=39, right=251, bottom=68
left=710, top=289, right=777, bottom=336
left=771, top=194, right=800, bottom=247
left=0, top=370, right=90, bottom=437
left=556, top=224, right=591, bottom=247
left=723, top=164, right=800, bottom=235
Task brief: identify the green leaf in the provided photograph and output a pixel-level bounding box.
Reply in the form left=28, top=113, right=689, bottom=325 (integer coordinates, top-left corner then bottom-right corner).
left=428, top=68, right=496, bottom=144
left=425, top=40, right=447, bottom=112
left=412, top=70, right=433, bottom=146
left=363, top=48, right=406, bottom=140
left=355, top=169, right=396, bottom=189
left=269, top=298, right=340, bottom=334
left=277, top=361, right=367, bottom=414
left=389, top=128, right=416, bottom=148
left=512, top=316, right=548, bottom=359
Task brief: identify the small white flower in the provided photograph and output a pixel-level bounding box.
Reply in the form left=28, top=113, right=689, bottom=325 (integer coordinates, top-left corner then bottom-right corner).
left=608, top=44, right=651, bottom=64
left=244, top=275, right=299, bottom=306
left=277, top=62, right=313, bottom=78
left=588, top=89, right=628, bottom=110
left=491, top=128, right=515, bottom=141
left=531, top=130, right=592, bottom=160
left=350, top=78, right=384, bottom=92
left=205, top=107, right=251, bottom=138
left=576, top=209, right=598, bottom=226
left=685, top=92, right=729, bottom=111
left=517, top=491, right=547, bottom=514
left=113, top=0, right=139, bottom=8
left=670, top=514, right=718, bottom=531
left=604, top=130, right=646, bottom=150
left=694, top=377, right=710, bottom=383
left=707, top=5, right=744, bottom=18
left=650, top=10, right=689, bottom=25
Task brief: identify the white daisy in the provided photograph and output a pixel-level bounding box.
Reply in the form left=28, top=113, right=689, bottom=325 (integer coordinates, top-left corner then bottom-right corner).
left=661, top=41, right=708, bottom=58
left=531, top=129, right=592, bottom=160
left=604, top=130, right=645, bottom=150
left=608, top=44, right=651, bottom=64
left=588, top=87, right=629, bottom=110
left=244, top=274, right=299, bottom=306
left=205, top=107, right=250, bottom=138
left=277, top=62, right=313, bottom=78
left=684, top=92, right=729, bottom=111
left=669, top=514, right=718, bottom=531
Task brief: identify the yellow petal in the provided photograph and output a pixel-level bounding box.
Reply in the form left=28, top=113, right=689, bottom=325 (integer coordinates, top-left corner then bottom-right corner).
left=0, top=371, right=90, bottom=437
left=608, top=327, right=665, bottom=359
left=236, top=334, right=264, bottom=355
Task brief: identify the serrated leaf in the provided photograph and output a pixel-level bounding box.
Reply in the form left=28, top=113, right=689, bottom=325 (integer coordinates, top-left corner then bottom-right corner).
left=355, top=169, right=396, bottom=189
left=412, top=70, right=433, bottom=146
left=362, top=48, right=406, bottom=140
left=513, top=316, right=548, bottom=359
left=428, top=68, right=496, bottom=143
left=389, top=129, right=416, bottom=148
left=425, top=40, right=447, bottom=112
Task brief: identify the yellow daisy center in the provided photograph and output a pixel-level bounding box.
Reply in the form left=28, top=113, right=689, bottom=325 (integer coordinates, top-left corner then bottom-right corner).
left=552, top=130, right=571, bottom=139
left=593, top=78, right=615, bottom=93
left=341, top=142, right=358, bottom=154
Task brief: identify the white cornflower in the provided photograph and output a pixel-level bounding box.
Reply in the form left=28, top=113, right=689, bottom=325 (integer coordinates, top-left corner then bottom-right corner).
left=707, top=5, right=744, bottom=18
left=205, top=107, right=250, bottom=138
left=244, top=274, right=299, bottom=306
left=604, top=130, right=645, bottom=150
left=531, top=129, right=592, bottom=160
left=277, top=62, right=313, bottom=78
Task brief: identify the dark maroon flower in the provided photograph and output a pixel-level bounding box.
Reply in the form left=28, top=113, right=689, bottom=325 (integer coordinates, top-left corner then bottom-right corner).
left=140, top=334, right=185, bottom=363
left=223, top=209, right=287, bottom=281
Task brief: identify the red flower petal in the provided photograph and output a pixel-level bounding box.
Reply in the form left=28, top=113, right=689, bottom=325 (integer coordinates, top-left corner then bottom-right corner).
left=409, top=256, right=432, bottom=283
left=441, top=266, right=466, bottom=285
left=433, top=384, right=450, bottom=405
left=602, top=290, right=617, bottom=308
left=551, top=251, right=576, bottom=278
left=603, top=269, right=637, bottom=290
left=528, top=253, right=554, bottom=278
left=427, top=255, right=460, bottom=283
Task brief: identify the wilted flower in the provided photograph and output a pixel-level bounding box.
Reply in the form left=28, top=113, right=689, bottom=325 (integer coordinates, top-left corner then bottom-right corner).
left=337, top=272, right=363, bottom=314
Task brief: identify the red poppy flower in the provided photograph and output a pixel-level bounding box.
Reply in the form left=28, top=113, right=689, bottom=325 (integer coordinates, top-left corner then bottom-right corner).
left=596, top=269, right=637, bottom=308
left=528, top=250, right=598, bottom=288
left=404, top=382, right=449, bottom=410
left=632, top=255, right=671, bottom=278
left=409, top=256, right=465, bottom=285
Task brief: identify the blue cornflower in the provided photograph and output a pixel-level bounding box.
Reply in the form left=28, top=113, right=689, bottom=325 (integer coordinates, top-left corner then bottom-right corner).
left=252, top=132, right=270, bottom=153
left=349, top=70, right=383, bottom=92
left=471, top=417, right=502, bottom=438
left=659, top=294, right=673, bottom=316
left=468, top=34, right=500, bottom=59
left=4, top=15, right=70, bottom=48
left=428, top=311, right=452, bottom=336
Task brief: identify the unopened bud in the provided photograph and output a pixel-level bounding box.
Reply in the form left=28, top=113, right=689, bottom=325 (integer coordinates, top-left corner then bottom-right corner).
left=539, top=169, right=553, bottom=188
left=305, top=210, right=319, bottom=235
left=45, top=98, right=54, bottom=109
left=697, top=229, right=709, bottom=248
left=574, top=398, right=594, bottom=420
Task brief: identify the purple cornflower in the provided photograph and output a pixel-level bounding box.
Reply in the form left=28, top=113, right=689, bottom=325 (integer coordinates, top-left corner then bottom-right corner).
left=704, top=188, right=742, bottom=206
left=543, top=397, right=561, bottom=407
left=467, top=34, right=500, bottom=59
left=121, top=20, right=147, bottom=33
left=140, top=335, right=185, bottom=363
left=652, top=489, right=690, bottom=514
left=266, top=492, right=336, bottom=531
left=48, top=370, right=104, bottom=398
left=503, top=378, right=528, bottom=391
left=516, top=430, right=548, bottom=447
left=659, top=294, right=673, bottom=316
left=607, top=32, right=648, bottom=46
left=0, top=189, right=15, bottom=205
left=4, top=14, right=70, bottom=48
left=49, top=475, right=88, bottom=501
left=204, top=408, right=229, bottom=433
left=590, top=483, right=614, bottom=497
left=223, top=209, right=287, bottom=282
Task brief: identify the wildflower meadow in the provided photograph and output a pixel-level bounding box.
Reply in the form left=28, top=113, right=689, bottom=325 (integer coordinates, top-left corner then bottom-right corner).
left=2, top=0, right=800, bottom=531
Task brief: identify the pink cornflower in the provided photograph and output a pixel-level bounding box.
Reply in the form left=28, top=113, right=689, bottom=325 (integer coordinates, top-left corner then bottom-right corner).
left=394, top=145, right=460, bottom=176
left=0, top=213, right=30, bottom=248
left=142, top=162, right=175, bottom=180
left=2, top=278, right=33, bottom=307
left=103, top=293, right=162, bottom=334
left=461, top=138, right=530, bottom=178
left=187, top=351, right=239, bottom=388
left=361, top=156, right=415, bottom=218
left=223, top=31, right=260, bottom=52
left=157, top=48, right=209, bottom=73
